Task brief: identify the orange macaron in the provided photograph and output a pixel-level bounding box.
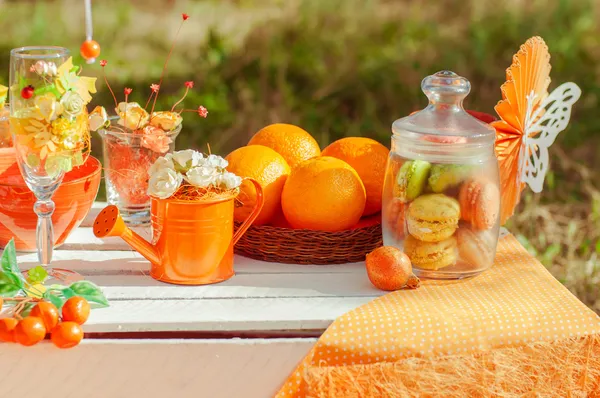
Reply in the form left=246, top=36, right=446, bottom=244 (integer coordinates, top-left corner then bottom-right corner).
left=458, top=179, right=500, bottom=230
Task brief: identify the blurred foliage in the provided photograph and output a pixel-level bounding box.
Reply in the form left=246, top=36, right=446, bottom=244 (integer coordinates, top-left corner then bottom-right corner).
left=0, top=0, right=598, bottom=309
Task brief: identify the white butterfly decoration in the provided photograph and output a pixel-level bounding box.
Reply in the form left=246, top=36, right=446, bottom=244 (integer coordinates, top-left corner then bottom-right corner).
left=519, top=82, right=581, bottom=193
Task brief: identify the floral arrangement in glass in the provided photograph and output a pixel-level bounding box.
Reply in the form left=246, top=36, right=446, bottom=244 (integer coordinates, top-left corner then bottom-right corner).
left=10, top=56, right=96, bottom=176
left=89, top=13, right=209, bottom=225
left=148, top=150, right=242, bottom=200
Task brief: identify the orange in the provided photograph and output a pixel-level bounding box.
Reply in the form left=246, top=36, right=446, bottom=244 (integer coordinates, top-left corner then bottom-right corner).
left=248, top=124, right=321, bottom=168
left=30, top=301, right=59, bottom=331
left=322, top=137, right=389, bottom=216
left=62, top=297, right=90, bottom=325
left=270, top=205, right=292, bottom=228
left=0, top=317, right=18, bottom=343
left=51, top=322, right=84, bottom=349
left=365, top=246, right=413, bottom=291
left=226, top=145, right=291, bottom=225
left=281, top=156, right=366, bottom=231
left=14, top=316, right=46, bottom=346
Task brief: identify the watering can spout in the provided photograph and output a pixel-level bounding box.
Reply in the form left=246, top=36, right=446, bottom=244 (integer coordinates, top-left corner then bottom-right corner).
left=93, top=205, right=160, bottom=265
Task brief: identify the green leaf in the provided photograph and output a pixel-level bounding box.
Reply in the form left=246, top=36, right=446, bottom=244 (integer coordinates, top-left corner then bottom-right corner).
left=1, top=239, right=20, bottom=275
left=45, top=155, right=72, bottom=178
left=27, top=266, right=48, bottom=284
left=68, top=280, right=109, bottom=308
left=72, top=151, right=84, bottom=167
left=0, top=271, right=23, bottom=296
left=43, top=288, right=68, bottom=310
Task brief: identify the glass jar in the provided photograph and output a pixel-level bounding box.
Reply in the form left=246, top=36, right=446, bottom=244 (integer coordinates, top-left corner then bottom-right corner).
left=382, top=71, right=500, bottom=279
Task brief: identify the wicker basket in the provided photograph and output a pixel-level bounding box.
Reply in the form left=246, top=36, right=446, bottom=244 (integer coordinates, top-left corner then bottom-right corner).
left=233, top=222, right=382, bottom=265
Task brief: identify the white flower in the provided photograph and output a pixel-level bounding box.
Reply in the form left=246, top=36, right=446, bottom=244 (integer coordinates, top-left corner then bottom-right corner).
left=172, top=149, right=203, bottom=172
left=88, top=106, right=108, bottom=132
left=215, top=172, right=242, bottom=190
left=205, top=154, right=228, bottom=169
left=185, top=165, right=218, bottom=188
left=148, top=155, right=175, bottom=178
left=147, top=168, right=182, bottom=199
left=60, top=91, right=85, bottom=119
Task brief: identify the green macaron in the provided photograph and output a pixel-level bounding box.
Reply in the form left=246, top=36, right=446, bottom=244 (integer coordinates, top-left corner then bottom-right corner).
left=394, top=160, right=431, bottom=202
left=428, top=164, right=472, bottom=193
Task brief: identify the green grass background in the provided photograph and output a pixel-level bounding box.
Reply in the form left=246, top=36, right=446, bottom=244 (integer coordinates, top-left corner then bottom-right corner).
left=0, top=0, right=598, bottom=310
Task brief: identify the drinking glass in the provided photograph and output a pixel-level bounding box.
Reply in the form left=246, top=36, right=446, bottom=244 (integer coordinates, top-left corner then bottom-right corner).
left=9, top=46, right=85, bottom=280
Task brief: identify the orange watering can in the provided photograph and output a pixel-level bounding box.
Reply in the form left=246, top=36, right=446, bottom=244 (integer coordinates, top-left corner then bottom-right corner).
left=93, top=179, right=264, bottom=285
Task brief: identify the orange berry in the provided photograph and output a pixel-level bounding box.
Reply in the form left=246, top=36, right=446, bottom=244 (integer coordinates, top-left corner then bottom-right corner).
left=14, top=316, right=46, bottom=346
left=80, top=40, right=101, bottom=60
left=51, top=322, right=83, bottom=349
left=62, top=297, right=90, bottom=325
left=30, top=301, right=59, bottom=331
left=0, top=318, right=18, bottom=343
left=365, top=246, right=420, bottom=291
left=0, top=297, right=3, bottom=308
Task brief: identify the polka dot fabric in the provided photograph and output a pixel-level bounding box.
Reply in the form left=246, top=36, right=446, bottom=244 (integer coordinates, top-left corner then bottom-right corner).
left=276, top=234, right=600, bottom=397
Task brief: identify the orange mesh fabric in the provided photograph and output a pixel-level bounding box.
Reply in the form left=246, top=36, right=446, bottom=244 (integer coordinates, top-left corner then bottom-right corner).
left=276, top=235, right=600, bottom=397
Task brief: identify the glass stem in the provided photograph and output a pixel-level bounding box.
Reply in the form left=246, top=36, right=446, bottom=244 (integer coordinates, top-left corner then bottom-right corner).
left=33, top=199, right=55, bottom=267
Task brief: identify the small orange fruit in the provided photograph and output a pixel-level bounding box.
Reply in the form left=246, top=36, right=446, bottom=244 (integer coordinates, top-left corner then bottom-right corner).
left=226, top=145, right=291, bottom=225
left=0, top=317, right=18, bottom=343
left=30, top=301, right=59, bottom=331
left=248, top=124, right=321, bottom=168
left=281, top=156, right=366, bottom=231
left=62, top=297, right=90, bottom=325
left=365, top=246, right=419, bottom=291
left=51, top=322, right=84, bottom=349
left=14, top=316, right=46, bottom=346
left=322, top=137, right=389, bottom=216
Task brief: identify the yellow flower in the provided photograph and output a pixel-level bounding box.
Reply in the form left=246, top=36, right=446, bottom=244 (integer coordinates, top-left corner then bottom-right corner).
left=34, top=93, right=63, bottom=122
left=51, top=117, right=73, bottom=136
left=89, top=106, right=109, bottom=131
left=117, top=102, right=150, bottom=130
left=56, top=57, right=97, bottom=103
left=149, top=111, right=183, bottom=131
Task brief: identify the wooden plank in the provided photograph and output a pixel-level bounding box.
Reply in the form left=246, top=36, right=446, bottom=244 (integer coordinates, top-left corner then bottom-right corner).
left=84, top=296, right=373, bottom=333
left=0, top=338, right=314, bottom=398
left=17, top=249, right=368, bottom=275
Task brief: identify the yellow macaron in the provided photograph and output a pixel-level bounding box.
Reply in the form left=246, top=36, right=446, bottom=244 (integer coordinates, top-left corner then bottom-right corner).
left=407, top=194, right=460, bottom=242
left=404, top=234, right=458, bottom=270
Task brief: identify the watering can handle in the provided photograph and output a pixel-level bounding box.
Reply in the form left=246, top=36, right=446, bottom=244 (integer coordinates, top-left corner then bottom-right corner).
left=232, top=178, right=264, bottom=245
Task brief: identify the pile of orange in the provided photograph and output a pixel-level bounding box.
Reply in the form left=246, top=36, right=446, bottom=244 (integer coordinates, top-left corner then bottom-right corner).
left=0, top=296, right=90, bottom=349
left=226, top=123, right=389, bottom=232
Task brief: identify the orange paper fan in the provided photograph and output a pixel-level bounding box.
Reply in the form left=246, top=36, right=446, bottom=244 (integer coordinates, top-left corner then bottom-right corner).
left=491, top=36, right=551, bottom=225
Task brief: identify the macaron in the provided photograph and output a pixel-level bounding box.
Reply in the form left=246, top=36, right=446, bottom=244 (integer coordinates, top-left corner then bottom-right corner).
left=404, top=234, right=457, bottom=270
left=459, top=179, right=500, bottom=230
left=407, top=194, right=460, bottom=242
left=428, top=164, right=472, bottom=193
left=394, top=160, right=431, bottom=202
left=386, top=198, right=407, bottom=240
left=457, top=226, right=496, bottom=268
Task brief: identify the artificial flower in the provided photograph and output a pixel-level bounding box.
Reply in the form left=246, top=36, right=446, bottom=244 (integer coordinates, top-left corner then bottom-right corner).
left=171, top=149, right=204, bottom=172
left=56, top=57, right=97, bottom=103
left=34, top=93, right=63, bottom=122
left=185, top=165, right=218, bottom=188
left=149, top=111, right=183, bottom=131
left=60, top=91, right=85, bottom=119
left=50, top=118, right=73, bottom=137
left=148, top=167, right=182, bottom=199
left=150, top=84, right=160, bottom=93
left=116, top=102, right=150, bottom=130
left=205, top=154, right=228, bottom=169
left=89, top=106, right=109, bottom=131
left=215, top=171, right=242, bottom=190
left=140, top=126, right=172, bottom=153
left=148, top=155, right=175, bottom=177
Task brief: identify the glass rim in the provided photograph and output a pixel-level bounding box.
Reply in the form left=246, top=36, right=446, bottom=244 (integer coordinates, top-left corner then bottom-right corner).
left=98, top=120, right=182, bottom=138
left=10, top=46, right=70, bottom=60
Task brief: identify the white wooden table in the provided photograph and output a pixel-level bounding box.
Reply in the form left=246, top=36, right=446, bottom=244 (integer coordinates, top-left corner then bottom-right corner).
left=0, top=203, right=385, bottom=398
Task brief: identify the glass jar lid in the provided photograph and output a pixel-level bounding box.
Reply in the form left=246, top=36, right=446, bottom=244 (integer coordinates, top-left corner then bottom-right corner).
left=393, top=71, right=496, bottom=142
